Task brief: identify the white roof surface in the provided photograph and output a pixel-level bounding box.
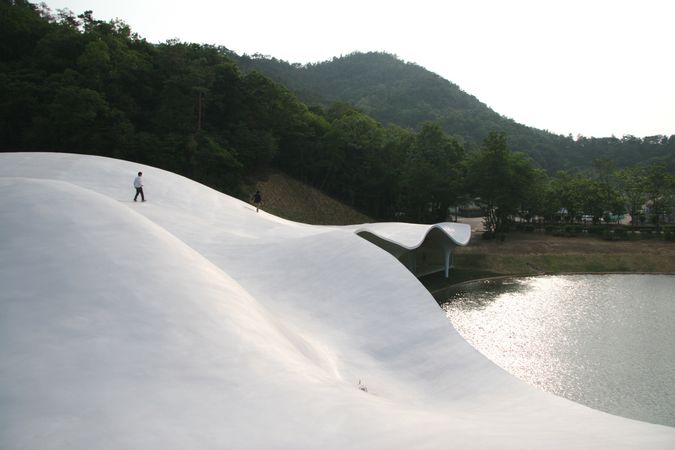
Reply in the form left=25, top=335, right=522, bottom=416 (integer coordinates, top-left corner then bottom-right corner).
left=1, top=153, right=673, bottom=449
left=353, top=221, right=472, bottom=249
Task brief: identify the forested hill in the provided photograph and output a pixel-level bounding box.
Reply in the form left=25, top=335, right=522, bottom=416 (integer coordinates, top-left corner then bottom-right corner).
left=1, top=1, right=470, bottom=222
left=235, top=52, right=675, bottom=172
left=235, top=52, right=526, bottom=143
left=2, top=1, right=673, bottom=226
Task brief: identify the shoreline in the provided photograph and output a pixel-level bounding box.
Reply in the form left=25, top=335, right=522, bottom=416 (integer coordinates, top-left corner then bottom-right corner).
left=422, top=230, right=675, bottom=301
left=429, top=272, right=675, bottom=302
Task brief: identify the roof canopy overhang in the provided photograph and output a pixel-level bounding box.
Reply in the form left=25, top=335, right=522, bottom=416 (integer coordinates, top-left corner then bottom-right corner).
left=354, top=222, right=471, bottom=278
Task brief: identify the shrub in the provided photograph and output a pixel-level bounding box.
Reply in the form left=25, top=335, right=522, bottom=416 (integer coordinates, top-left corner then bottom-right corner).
left=613, top=228, right=627, bottom=240
left=588, top=226, right=604, bottom=236
left=564, top=225, right=577, bottom=237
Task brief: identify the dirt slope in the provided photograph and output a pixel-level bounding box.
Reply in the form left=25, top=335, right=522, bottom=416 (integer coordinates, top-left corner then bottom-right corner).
left=252, top=172, right=373, bottom=225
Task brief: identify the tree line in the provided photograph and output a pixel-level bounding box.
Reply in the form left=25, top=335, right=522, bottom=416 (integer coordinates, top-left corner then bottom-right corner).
left=235, top=51, right=675, bottom=173
left=465, top=135, right=674, bottom=235
left=2, top=1, right=673, bottom=228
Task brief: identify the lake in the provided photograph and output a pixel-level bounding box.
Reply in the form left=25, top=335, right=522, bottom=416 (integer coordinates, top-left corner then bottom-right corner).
left=441, top=274, right=675, bottom=427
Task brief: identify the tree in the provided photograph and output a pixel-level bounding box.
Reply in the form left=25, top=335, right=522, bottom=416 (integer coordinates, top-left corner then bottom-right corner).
left=642, top=163, right=674, bottom=232
left=518, top=167, right=549, bottom=222
left=400, top=122, right=464, bottom=222
left=591, top=158, right=623, bottom=223
left=548, top=171, right=608, bottom=223
left=617, top=166, right=648, bottom=227
left=466, top=131, right=539, bottom=235
left=319, top=106, right=384, bottom=206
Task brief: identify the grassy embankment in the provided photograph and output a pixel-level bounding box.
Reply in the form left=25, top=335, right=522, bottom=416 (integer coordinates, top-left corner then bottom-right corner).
left=249, top=171, right=372, bottom=225
left=423, top=230, right=675, bottom=300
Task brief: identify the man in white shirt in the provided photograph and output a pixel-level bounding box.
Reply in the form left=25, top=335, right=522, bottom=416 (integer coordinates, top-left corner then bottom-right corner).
left=133, top=172, right=145, bottom=202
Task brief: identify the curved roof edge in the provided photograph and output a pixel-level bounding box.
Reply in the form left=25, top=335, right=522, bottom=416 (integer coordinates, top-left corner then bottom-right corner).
left=353, top=222, right=471, bottom=250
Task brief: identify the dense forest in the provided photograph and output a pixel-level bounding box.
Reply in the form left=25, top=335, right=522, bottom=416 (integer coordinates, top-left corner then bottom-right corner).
left=235, top=52, right=675, bottom=173
left=2, top=1, right=673, bottom=229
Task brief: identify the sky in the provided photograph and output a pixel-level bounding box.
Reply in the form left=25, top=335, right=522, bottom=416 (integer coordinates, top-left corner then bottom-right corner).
left=47, top=0, right=675, bottom=138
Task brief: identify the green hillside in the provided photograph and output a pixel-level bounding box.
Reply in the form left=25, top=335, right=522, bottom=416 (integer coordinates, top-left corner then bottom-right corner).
left=2, top=2, right=672, bottom=228
left=250, top=170, right=373, bottom=225
left=235, top=52, right=675, bottom=173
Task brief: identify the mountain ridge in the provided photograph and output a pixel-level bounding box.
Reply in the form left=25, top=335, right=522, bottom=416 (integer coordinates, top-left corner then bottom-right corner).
left=234, top=51, right=674, bottom=172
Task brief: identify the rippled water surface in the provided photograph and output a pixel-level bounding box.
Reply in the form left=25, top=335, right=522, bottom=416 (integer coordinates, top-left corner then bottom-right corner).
left=442, top=274, right=675, bottom=426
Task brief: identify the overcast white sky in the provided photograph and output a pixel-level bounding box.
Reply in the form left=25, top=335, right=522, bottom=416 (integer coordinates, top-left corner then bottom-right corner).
left=48, top=0, right=675, bottom=138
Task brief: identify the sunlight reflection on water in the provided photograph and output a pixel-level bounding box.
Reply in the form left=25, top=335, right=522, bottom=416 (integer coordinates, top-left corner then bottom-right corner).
left=442, top=274, right=675, bottom=427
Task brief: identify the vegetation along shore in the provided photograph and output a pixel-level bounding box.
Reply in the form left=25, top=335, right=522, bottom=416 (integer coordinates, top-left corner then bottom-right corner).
left=423, top=227, right=675, bottom=301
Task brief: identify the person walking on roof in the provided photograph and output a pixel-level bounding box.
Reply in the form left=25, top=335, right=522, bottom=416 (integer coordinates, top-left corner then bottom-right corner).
left=133, top=171, right=145, bottom=202
left=252, top=190, right=262, bottom=212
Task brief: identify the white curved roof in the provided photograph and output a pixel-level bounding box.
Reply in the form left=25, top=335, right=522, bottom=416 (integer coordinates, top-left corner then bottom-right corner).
left=0, top=153, right=672, bottom=449
left=354, top=221, right=471, bottom=249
